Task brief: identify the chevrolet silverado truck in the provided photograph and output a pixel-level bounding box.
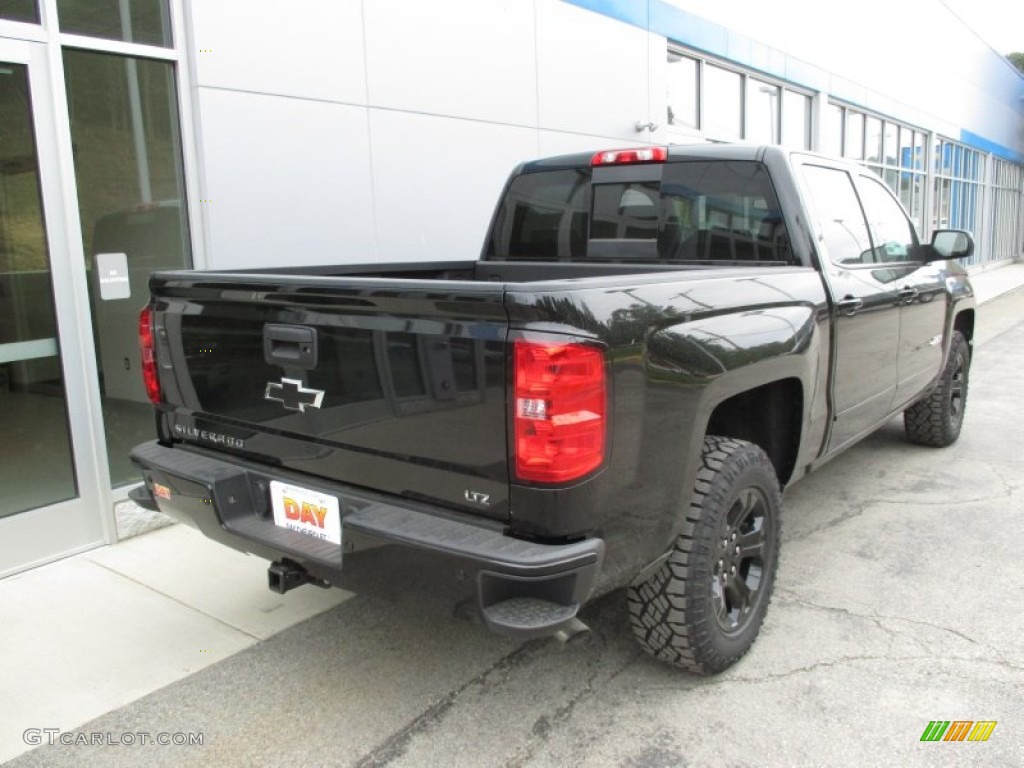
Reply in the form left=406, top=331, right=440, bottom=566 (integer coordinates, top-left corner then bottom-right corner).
left=130, top=144, right=976, bottom=674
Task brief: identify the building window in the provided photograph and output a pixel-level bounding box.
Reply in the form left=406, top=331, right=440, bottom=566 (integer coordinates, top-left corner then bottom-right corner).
left=666, top=51, right=698, bottom=132
left=988, top=159, right=1023, bottom=262
left=822, top=103, right=843, bottom=157
left=0, top=0, right=38, bottom=24
left=864, top=117, right=882, bottom=164
left=831, top=103, right=929, bottom=233
left=782, top=90, right=811, bottom=150
left=666, top=47, right=812, bottom=150
left=0, top=62, right=78, bottom=515
left=51, top=0, right=191, bottom=489
left=704, top=64, right=742, bottom=140
left=63, top=47, right=190, bottom=485
left=746, top=79, right=780, bottom=145
left=933, top=138, right=984, bottom=254
left=844, top=111, right=863, bottom=160
left=56, top=0, right=172, bottom=47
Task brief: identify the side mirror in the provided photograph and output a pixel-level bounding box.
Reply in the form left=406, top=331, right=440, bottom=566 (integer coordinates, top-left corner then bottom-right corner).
left=928, top=229, right=974, bottom=261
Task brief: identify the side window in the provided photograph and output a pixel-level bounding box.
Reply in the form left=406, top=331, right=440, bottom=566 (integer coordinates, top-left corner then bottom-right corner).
left=800, top=165, right=872, bottom=265
left=858, top=176, right=919, bottom=262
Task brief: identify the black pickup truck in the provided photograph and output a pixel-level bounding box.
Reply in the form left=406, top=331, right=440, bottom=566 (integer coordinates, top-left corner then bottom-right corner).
left=131, top=144, right=975, bottom=674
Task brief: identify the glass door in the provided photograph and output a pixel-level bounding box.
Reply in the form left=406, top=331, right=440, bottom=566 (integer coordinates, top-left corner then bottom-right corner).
left=0, top=37, right=107, bottom=576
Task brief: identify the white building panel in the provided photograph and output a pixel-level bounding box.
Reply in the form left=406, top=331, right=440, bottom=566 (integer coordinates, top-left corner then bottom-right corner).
left=368, top=109, right=538, bottom=262
left=188, top=0, right=367, bottom=105
left=538, top=129, right=645, bottom=158
left=363, top=0, right=537, bottom=126
left=536, top=0, right=654, bottom=140
left=197, top=90, right=377, bottom=269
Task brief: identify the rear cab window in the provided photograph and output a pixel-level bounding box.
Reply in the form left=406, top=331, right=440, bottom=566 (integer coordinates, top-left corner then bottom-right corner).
left=486, top=159, right=795, bottom=265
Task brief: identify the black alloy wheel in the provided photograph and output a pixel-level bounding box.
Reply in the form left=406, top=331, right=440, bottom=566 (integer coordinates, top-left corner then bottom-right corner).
left=712, top=487, right=770, bottom=635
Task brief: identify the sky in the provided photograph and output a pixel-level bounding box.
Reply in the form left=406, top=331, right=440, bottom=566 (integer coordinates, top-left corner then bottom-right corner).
left=941, top=0, right=1024, bottom=55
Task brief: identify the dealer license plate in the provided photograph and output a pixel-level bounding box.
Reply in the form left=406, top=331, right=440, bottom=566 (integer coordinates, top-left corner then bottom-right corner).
left=270, top=481, right=342, bottom=546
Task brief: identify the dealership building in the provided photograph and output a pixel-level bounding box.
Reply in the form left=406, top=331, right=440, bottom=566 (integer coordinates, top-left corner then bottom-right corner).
left=1, top=0, right=1021, bottom=576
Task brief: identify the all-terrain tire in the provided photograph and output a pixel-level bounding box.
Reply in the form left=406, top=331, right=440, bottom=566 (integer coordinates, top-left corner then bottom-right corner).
left=627, top=436, right=782, bottom=674
left=904, top=331, right=970, bottom=447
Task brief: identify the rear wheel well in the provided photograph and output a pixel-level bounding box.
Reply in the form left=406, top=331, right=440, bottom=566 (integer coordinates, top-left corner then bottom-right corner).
left=705, top=379, right=802, bottom=485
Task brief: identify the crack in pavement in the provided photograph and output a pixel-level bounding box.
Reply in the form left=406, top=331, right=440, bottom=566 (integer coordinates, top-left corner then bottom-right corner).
left=355, top=617, right=646, bottom=768
left=985, top=462, right=1024, bottom=490
left=773, top=592, right=917, bottom=652
left=771, top=591, right=1024, bottom=671
left=628, top=651, right=1024, bottom=694
left=354, top=640, right=550, bottom=768
left=354, top=627, right=642, bottom=768
left=782, top=502, right=867, bottom=543
left=697, top=653, right=1024, bottom=687
left=502, top=642, right=644, bottom=768
left=782, top=488, right=1013, bottom=543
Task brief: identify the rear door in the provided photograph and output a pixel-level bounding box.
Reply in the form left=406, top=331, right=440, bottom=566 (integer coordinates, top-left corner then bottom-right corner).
left=153, top=276, right=511, bottom=519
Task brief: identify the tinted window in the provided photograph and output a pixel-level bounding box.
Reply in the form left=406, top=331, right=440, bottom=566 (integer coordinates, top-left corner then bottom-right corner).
left=486, top=169, right=589, bottom=261
left=57, top=0, right=171, bottom=46
left=800, top=165, right=872, bottom=265
left=589, top=181, right=660, bottom=259
left=0, top=0, right=38, bottom=23
left=487, top=161, right=793, bottom=265
left=660, top=161, right=790, bottom=262
left=858, top=176, right=919, bottom=262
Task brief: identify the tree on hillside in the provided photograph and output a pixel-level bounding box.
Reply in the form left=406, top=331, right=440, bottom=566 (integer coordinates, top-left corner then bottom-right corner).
left=1009, top=52, right=1024, bottom=74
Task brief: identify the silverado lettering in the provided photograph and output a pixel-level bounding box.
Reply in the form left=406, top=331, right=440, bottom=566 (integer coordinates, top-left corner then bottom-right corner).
left=172, top=424, right=245, bottom=449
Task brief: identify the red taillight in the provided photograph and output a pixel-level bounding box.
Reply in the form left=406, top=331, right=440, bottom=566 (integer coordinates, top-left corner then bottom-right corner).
left=138, top=306, right=161, bottom=404
left=514, top=339, right=607, bottom=484
left=591, top=147, right=668, bottom=166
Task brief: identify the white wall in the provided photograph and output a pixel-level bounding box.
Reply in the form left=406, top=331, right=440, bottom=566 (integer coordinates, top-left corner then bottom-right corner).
left=184, top=0, right=1022, bottom=270
left=186, top=0, right=658, bottom=269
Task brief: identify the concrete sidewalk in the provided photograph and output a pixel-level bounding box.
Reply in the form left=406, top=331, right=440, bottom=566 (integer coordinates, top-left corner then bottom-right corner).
left=0, top=527, right=353, bottom=764
left=966, top=260, right=1024, bottom=304
left=2, top=262, right=1023, bottom=767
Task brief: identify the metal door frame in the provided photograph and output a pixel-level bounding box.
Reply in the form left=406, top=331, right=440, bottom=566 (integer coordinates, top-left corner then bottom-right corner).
left=0, top=35, right=111, bottom=577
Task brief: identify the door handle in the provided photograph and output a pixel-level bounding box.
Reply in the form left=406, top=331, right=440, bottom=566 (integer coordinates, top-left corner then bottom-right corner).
left=836, top=296, right=864, bottom=316
left=264, top=324, right=318, bottom=369
left=897, top=286, right=919, bottom=303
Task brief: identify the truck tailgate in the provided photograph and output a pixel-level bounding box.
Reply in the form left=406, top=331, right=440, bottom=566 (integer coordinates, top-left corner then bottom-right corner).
left=151, top=276, right=510, bottom=520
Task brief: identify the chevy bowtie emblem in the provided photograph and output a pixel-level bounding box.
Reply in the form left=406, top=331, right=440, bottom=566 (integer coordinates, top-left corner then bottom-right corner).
left=264, top=378, right=325, bottom=412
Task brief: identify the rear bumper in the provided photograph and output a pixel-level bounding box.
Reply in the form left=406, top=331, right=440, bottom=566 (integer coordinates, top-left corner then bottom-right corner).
left=129, top=441, right=604, bottom=638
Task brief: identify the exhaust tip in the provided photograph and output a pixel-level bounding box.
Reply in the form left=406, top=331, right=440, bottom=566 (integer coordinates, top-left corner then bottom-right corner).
left=553, top=617, right=590, bottom=645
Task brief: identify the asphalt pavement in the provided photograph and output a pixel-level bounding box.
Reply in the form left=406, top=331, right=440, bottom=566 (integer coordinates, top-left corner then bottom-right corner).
left=6, top=285, right=1024, bottom=768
